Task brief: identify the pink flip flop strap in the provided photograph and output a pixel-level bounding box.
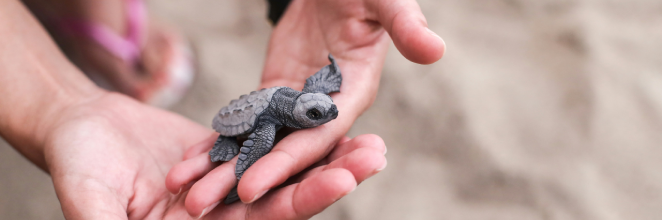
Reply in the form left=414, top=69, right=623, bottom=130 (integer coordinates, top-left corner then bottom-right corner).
left=57, top=0, right=146, bottom=64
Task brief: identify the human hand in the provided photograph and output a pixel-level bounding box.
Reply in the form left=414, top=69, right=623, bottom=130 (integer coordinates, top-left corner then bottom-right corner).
left=251, top=0, right=446, bottom=204
left=173, top=0, right=443, bottom=217
left=0, top=1, right=208, bottom=218
left=42, top=93, right=213, bottom=219
left=247, top=0, right=445, bottom=206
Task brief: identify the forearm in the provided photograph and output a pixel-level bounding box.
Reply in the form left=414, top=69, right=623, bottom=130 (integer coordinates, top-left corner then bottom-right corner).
left=0, top=0, right=103, bottom=169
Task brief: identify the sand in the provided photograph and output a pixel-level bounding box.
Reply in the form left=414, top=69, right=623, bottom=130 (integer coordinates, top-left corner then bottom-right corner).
left=1, top=0, right=662, bottom=219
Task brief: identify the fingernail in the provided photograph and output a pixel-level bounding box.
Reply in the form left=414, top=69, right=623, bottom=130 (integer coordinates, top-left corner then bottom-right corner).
left=338, top=184, right=357, bottom=201
left=376, top=160, right=388, bottom=172
left=248, top=189, right=269, bottom=203
left=426, top=28, right=442, bottom=40
left=175, top=182, right=194, bottom=196
left=195, top=201, right=220, bottom=219
left=383, top=146, right=388, bottom=155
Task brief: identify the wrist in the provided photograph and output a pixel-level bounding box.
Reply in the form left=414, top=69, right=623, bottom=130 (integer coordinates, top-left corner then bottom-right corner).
left=0, top=69, right=106, bottom=171
left=35, top=79, right=107, bottom=146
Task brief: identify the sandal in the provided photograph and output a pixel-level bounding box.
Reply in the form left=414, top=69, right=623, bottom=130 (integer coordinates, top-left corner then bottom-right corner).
left=35, top=0, right=195, bottom=108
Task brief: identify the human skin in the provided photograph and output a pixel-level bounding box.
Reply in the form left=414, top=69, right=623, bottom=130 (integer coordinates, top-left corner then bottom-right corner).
left=0, top=0, right=390, bottom=219
left=167, top=0, right=445, bottom=218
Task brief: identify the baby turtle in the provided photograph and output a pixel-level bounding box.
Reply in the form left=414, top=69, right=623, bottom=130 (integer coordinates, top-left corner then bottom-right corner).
left=210, top=54, right=342, bottom=204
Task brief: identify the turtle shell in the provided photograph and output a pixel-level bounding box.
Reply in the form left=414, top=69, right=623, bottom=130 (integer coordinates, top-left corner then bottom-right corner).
left=212, top=87, right=284, bottom=136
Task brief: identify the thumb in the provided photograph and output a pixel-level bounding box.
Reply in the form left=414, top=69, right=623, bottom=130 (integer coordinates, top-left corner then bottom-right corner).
left=370, top=0, right=445, bottom=64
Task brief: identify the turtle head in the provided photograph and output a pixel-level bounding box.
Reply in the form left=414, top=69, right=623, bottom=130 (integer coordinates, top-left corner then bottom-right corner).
left=292, top=93, right=338, bottom=128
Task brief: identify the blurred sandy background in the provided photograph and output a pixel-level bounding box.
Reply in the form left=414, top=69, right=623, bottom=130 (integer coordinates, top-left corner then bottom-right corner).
left=2, top=0, right=662, bottom=219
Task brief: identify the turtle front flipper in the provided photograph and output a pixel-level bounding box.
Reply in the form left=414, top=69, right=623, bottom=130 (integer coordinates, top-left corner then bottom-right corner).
left=224, top=122, right=277, bottom=204
left=209, top=136, right=239, bottom=162
left=302, top=54, right=342, bottom=94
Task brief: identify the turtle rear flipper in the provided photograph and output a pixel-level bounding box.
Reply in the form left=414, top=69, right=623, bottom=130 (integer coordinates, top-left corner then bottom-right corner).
left=302, top=54, right=342, bottom=94
left=210, top=136, right=239, bottom=162
left=224, top=186, right=240, bottom=204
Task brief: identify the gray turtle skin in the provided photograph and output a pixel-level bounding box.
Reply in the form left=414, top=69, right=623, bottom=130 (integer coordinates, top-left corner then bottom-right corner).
left=209, top=54, right=342, bottom=204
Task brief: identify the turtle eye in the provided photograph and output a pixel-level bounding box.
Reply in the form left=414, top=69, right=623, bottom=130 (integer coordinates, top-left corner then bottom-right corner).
left=306, top=109, right=323, bottom=120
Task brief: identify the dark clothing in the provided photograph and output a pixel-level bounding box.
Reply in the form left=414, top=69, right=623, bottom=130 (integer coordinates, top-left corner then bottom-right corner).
left=267, top=0, right=292, bottom=25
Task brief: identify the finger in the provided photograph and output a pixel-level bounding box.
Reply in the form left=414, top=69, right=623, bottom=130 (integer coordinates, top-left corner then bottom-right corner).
left=184, top=157, right=237, bottom=218
left=338, top=136, right=351, bottom=145
left=165, top=153, right=216, bottom=194
left=296, top=145, right=387, bottom=184
left=262, top=168, right=357, bottom=219
left=210, top=168, right=357, bottom=220
left=236, top=119, right=348, bottom=203
left=306, top=135, right=350, bottom=167
left=368, top=0, right=445, bottom=64
left=183, top=133, right=218, bottom=160
left=297, top=134, right=384, bottom=173
left=325, top=134, right=385, bottom=163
